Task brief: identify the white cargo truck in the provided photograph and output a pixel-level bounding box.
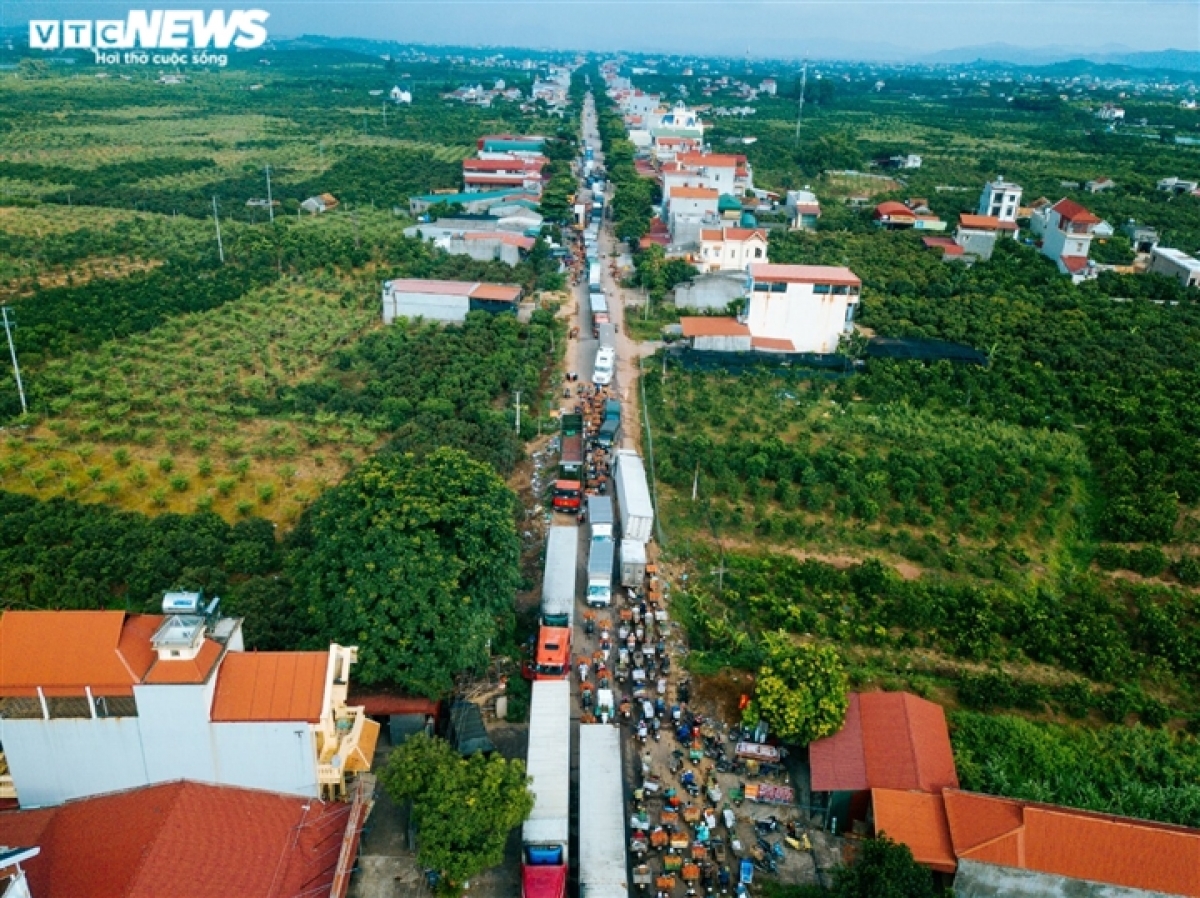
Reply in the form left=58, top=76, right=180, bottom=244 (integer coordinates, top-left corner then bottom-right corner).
left=542, top=525, right=578, bottom=625
left=589, top=262, right=601, bottom=288
left=586, top=537, right=615, bottom=607
left=588, top=495, right=614, bottom=541
left=578, top=725, right=628, bottom=898
left=620, top=539, right=647, bottom=588
left=522, top=680, right=571, bottom=898
left=614, top=449, right=654, bottom=544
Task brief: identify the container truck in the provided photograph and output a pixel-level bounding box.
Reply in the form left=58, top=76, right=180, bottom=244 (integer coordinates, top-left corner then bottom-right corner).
left=578, top=725, right=628, bottom=898
left=592, top=347, right=615, bottom=387
left=614, top=449, right=654, bottom=543
left=597, top=323, right=616, bottom=351
left=588, top=262, right=601, bottom=288
left=553, top=414, right=584, bottom=513
left=588, top=495, right=614, bottom=540
left=528, top=525, right=578, bottom=680
left=597, top=417, right=621, bottom=449
left=522, top=681, right=571, bottom=898
left=620, top=539, right=647, bottom=588
left=586, top=537, right=615, bottom=607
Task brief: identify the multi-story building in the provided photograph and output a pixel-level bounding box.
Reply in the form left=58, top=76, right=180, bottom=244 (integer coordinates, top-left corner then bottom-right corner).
left=1037, top=198, right=1100, bottom=282
left=741, top=263, right=861, bottom=353
left=696, top=228, right=768, bottom=273
left=786, top=190, right=821, bottom=231
left=977, top=177, right=1023, bottom=223
left=0, top=599, right=378, bottom=808
left=665, top=186, right=720, bottom=245
left=462, top=157, right=545, bottom=193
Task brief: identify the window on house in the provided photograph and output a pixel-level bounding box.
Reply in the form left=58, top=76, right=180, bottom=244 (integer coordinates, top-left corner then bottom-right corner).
left=771, top=282, right=787, bottom=293
left=754, top=248, right=763, bottom=258
left=833, top=285, right=848, bottom=295
left=813, top=284, right=831, bottom=294
left=754, top=283, right=769, bottom=292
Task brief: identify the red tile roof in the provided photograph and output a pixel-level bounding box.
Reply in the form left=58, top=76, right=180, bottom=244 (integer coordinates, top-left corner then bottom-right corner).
left=471, top=283, right=523, bottom=302
left=211, top=652, right=327, bottom=723
left=463, top=159, right=544, bottom=172
left=0, top=781, right=353, bottom=898
left=1060, top=255, right=1090, bottom=274
left=677, top=152, right=744, bottom=168
left=701, top=228, right=767, bottom=242
left=0, top=612, right=161, bottom=698
left=1052, top=198, right=1101, bottom=224
left=459, top=231, right=536, bottom=250
left=680, top=317, right=750, bottom=337
left=809, top=692, right=958, bottom=793
left=922, top=237, right=964, bottom=255
left=872, top=790, right=957, bottom=873
left=751, top=263, right=861, bottom=288
left=958, top=214, right=1018, bottom=231
left=384, top=279, right=522, bottom=302
left=874, top=201, right=915, bottom=220
left=142, top=639, right=224, bottom=686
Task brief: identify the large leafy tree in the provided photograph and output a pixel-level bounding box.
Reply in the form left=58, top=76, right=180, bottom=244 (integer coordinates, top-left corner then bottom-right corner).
left=380, top=734, right=533, bottom=890
left=831, top=837, right=938, bottom=898
left=754, top=634, right=848, bottom=744
left=287, top=447, right=520, bottom=695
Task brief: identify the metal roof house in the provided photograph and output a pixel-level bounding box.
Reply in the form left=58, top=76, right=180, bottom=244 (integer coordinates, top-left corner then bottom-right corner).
left=381, top=279, right=523, bottom=324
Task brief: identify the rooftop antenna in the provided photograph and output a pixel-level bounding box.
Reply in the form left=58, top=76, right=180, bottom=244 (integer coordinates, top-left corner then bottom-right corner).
left=794, top=60, right=808, bottom=146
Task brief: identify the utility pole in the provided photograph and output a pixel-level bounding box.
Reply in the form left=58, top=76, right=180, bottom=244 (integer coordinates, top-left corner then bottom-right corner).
left=794, top=61, right=808, bottom=146
left=264, top=165, right=274, bottom=223
left=514, top=391, right=521, bottom=434
left=1, top=306, right=27, bottom=416
left=211, top=196, right=224, bottom=263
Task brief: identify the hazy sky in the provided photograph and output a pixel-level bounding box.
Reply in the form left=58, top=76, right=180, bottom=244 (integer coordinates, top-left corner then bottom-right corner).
left=5, top=1, right=1199, bottom=59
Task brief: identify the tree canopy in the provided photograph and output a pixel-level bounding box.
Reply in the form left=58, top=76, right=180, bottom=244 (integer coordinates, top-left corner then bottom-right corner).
left=829, top=837, right=939, bottom=898
left=754, top=634, right=848, bottom=744
left=287, top=447, right=520, bottom=695
left=379, top=733, right=533, bottom=890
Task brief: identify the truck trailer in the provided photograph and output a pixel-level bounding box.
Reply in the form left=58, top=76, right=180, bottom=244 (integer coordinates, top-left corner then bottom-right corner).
left=578, top=725, right=629, bottom=898
left=620, top=538, right=647, bottom=588
left=553, top=413, right=584, bottom=513
left=586, top=537, right=615, bottom=607
left=522, top=680, right=571, bottom=898
left=588, top=495, right=614, bottom=541
left=529, top=525, right=578, bottom=680
left=613, top=449, right=654, bottom=544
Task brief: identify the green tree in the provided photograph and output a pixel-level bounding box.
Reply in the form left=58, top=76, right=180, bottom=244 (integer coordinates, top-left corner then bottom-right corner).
left=830, top=837, right=938, bottom=898
left=287, top=447, right=520, bottom=695
left=379, top=734, right=533, bottom=891
left=754, top=634, right=848, bottom=744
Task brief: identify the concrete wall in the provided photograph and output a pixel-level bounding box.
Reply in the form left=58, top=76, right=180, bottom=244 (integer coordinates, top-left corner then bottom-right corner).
left=955, top=229, right=998, bottom=261
left=211, top=722, right=319, bottom=797
left=675, top=272, right=747, bottom=311
left=445, top=238, right=522, bottom=266
left=136, top=682, right=219, bottom=787
left=383, top=290, right=470, bottom=324
left=1148, top=249, right=1200, bottom=288
left=694, top=334, right=752, bottom=352
left=745, top=286, right=856, bottom=354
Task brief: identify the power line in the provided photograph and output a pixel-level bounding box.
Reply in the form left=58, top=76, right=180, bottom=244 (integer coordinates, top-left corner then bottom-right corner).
left=1, top=306, right=27, bottom=416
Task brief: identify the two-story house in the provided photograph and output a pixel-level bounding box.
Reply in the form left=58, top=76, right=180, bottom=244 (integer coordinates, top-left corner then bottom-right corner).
left=697, top=228, right=768, bottom=273
left=665, top=186, right=720, bottom=245
left=978, top=177, right=1023, bottom=222
left=0, top=599, right=377, bottom=808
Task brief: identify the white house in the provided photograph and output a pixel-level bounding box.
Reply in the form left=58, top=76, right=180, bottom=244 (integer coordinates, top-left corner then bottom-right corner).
left=0, top=604, right=377, bottom=808
left=665, top=186, right=720, bottom=246
left=742, top=263, right=861, bottom=353
left=675, top=152, right=754, bottom=195
left=389, top=85, right=412, bottom=104
left=1096, top=104, right=1125, bottom=121
left=759, top=78, right=778, bottom=96
left=954, top=214, right=1018, bottom=261
left=649, top=102, right=704, bottom=142
left=977, top=177, right=1023, bottom=223
left=786, top=190, right=821, bottom=231
left=1148, top=247, right=1200, bottom=288
left=1038, top=198, right=1100, bottom=282
left=382, top=278, right=523, bottom=323
left=697, top=228, right=768, bottom=273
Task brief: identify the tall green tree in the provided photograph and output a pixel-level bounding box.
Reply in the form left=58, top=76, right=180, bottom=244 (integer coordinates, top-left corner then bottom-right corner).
left=754, top=634, right=848, bottom=744
left=831, top=837, right=938, bottom=898
left=379, top=734, right=533, bottom=891
left=287, top=447, right=520, bottom=695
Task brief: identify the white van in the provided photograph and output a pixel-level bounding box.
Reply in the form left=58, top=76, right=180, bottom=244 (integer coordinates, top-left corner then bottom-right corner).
left=593, top=347, right=616, bottom=385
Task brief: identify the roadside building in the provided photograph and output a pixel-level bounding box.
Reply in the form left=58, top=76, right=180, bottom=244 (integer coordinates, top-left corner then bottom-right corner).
left=0, top=778, right=369, bottom=898
left=977, top=177, right=1022, bottom=223
left=808, top=691, right=959, bottom=835
left=696, top=228, right=768, bottom=273
left=1148, top=246, right=1200, bottom=288
left=0, top=607, right=376, bottom=808
left=462, top=158, right=546, bottom=193
left=679, top=316, right=751, bottom=352
left=382, top=278, right=522, bottom=324
left=408, top=188, right=527, bottom=216
left=300, top=193, right=339, bottom=215
left=665, top=186, right=720, bottom=245
left=1122, top=220, right=1159, bottom=254
left=874, top=788, right=1200, bottom=898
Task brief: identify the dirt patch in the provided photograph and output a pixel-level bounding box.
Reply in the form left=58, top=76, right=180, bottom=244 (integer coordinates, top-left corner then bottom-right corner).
left=693, top=668, right=756, bottom=724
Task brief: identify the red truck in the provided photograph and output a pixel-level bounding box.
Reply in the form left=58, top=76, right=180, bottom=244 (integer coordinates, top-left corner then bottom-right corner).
left=552, top=413, right=584, bottom=513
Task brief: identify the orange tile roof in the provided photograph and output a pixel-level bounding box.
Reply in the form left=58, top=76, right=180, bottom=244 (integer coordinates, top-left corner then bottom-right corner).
left=701, top=227, right=767, bottom=243
left=809, top=691, right=958, bottom=793
left=943, top=790, right=1200, bottom=897
left=1059, top=255, right=1090, bottom=274
left=470, top=282, right=523, bottom=302
left=143, top=640, right=224, bottom=686
left=680, top=317, right=750, bottom=337
left=210, top=652, right=327, bottom=723
left=751, top=263, right=861, bottom=287
left=958, top=214, right=1018, bottom=231
left=0, top=611, right=161, bottom=697
left=751, top=336, right=797, bottom=351
left=0, top=781, right=353, bottom=898
left=874, top=201, right=915, bottom=219
left=872, top=790, right=957, bottom=873
left=345, top=718, right=381, bottom=773
left=677, top=152, right=743, bottom=168
left=670, top=186, right=719, bottom=200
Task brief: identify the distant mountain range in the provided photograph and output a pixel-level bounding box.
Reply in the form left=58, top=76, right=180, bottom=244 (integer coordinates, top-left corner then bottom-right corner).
left=922, top=44, right=1200, bottom=73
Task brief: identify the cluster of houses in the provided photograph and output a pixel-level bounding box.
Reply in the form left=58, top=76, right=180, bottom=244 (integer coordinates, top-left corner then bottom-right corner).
left=807, top=691, right=1200, bottom=898
left=442, top=64, right=572, bottom=114
left=0, top=599, right=382, bottom=897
